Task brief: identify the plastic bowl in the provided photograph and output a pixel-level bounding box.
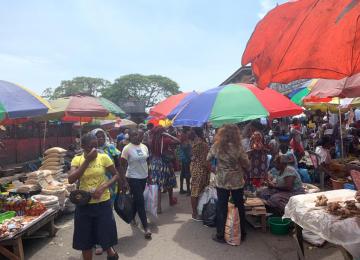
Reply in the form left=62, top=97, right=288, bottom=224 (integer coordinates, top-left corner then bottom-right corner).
left=268, top=217, right=292, bottom=235
left=0, top=211, right=16, bottom=224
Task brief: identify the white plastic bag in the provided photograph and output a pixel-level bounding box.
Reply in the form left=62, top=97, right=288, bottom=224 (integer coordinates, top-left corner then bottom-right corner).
left=302, top=229, right=325, bottom=246
left=197, top=186, right=217, bottom=216
left=144, top=184, right=158, bottom=218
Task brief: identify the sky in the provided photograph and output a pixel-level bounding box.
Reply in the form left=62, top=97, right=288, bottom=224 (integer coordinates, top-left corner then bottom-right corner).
left=0, top=0, right=286, bottom=95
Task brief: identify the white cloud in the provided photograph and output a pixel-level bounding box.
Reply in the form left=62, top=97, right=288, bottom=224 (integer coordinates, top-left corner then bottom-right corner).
left=258, top=0, right=279, bottom=18
left=0, top=53, right=51, bottom=66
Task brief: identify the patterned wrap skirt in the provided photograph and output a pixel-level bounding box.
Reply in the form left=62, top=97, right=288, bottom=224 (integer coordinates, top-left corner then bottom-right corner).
left=149, top=157, right=177, bottom=190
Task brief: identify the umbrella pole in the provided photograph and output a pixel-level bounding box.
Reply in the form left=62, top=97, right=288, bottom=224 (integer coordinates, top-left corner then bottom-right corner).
left=338, top=106, right=344, bottom=159
left=14, top=124, right=17, bottom=164
left=80, top=117, right=82, bottom=147
left=43, top=121, right=47, bottom=154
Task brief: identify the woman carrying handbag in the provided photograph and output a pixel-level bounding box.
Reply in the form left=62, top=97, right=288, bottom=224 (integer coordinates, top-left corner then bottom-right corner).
left=68, top=133, right=125, bottom=260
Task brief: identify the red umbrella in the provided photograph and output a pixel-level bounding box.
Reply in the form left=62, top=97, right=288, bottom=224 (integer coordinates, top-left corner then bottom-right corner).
left=242, top=0, right=360, bottom=89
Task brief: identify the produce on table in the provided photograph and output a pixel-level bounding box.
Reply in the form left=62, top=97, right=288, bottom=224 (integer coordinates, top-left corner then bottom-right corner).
left=1, top=196, right=46, bottom=216
left=0, top=216, right=37, bottom=239
left=315, top=195, right=328, bottom=207
left=326, top=200, right=360, bottom=219
left=356, top=192, right=360, bottom=203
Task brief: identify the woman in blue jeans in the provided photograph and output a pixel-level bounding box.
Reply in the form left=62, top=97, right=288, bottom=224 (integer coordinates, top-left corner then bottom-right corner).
left=120, top=129, right=152, bottom=239
left=207, top=124, right=250, bottom=243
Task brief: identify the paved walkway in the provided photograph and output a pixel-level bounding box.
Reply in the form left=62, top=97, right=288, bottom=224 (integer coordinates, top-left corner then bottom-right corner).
left=23, top=181, right=344, bottom=260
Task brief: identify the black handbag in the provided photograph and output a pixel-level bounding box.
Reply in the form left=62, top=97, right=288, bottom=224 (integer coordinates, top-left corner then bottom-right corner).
left=114, top=190, right=135, bottom=224
left=69, top=189, right=91, bottom=206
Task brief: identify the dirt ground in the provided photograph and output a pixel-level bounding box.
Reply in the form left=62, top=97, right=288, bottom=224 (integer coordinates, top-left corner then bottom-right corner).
left=21, top=181, right=345, bottom=260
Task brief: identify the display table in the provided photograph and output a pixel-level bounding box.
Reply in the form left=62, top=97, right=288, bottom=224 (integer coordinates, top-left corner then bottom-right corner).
left=244, top=198, right=267, bottom=232
left=284, top=190, right=359, bottom=260
left=0, top=209, right=57, bottom=260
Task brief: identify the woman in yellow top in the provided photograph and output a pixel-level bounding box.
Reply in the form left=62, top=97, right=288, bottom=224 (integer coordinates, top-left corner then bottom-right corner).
left=68, top=133, right=124, bottom=260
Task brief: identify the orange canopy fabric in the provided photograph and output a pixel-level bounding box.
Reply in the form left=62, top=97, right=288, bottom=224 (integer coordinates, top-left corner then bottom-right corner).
left=242, top=0, right=360, bottom=89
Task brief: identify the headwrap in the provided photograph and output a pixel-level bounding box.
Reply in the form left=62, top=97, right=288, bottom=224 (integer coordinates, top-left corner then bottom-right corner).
left=90, top=128, right=110, bottom=150
left=250, top=131, right=264, bottom=150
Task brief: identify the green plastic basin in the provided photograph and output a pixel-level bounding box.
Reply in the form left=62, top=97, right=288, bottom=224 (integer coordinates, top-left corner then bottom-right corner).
left=268, top=217, right=292, bottom=235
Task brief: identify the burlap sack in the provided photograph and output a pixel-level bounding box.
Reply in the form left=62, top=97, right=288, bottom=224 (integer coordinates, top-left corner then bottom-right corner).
left=44, top=147, right=67, bottom=155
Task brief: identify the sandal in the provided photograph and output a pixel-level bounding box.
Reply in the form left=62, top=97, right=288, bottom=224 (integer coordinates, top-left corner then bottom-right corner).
left=107, top=253, right=119, bottom=260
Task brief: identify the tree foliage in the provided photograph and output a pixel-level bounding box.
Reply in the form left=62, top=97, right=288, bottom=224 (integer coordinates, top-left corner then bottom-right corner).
left=42, top=77, right=110, bottom=99
left=102, top=74, right=180, bottom=107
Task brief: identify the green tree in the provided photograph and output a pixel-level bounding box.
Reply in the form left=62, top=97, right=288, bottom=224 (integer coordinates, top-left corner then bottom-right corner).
left=102, top=74, right=180, bottom=107
left=41, top=87, right=54, bottom=99
left=46, top=77, right=111, bottom=99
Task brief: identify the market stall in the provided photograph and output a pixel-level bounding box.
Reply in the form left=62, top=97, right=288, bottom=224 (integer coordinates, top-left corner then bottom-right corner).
left=0, top=209, right=57, bottom=260
left=284, top=189, right=360, bottom=259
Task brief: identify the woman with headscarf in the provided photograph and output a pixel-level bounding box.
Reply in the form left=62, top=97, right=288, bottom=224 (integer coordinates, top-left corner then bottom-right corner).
left=68, top=133, right=121, bottom=260
left=207, top=124, right=250, bottom=243
left=260, top=154, right=304, bottom=215
left=90, top=128, right=121, bottom=255
left=149, top=126, right=180, bottom=214
left=247, top=131, right=269, bottom=188
left=91, top=128, right=121, bottom=195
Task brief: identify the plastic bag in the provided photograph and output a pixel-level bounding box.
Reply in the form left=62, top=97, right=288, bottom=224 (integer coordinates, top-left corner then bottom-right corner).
left=114, top=192, right=134, bottom=224
left=144, top=184, right=158, bottom=218
left=298, top=168, right=311, bottom=183
left=202, top=198, right=217, bottom=227
left=302, top=229, right=325, bottom=246
left=197, top=186, right=217, bottom=216
left=224, top=202, right=241, bottom=246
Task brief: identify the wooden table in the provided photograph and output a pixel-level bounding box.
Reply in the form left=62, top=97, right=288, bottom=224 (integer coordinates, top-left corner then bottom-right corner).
left=244, top=198, right=267, bottom=232
left=0, top=209, right=57, bottom=260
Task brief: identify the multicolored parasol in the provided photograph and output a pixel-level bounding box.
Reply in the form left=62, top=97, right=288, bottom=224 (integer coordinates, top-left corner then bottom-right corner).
left=37, top=95, right=126, bottom=121
left=150, top=92, right=198, bottom=119
left=173, top=84, right=302, bottom=127
left=0, top=80, right=50, bottom=121
left=287, top=79, right=318, bottom=105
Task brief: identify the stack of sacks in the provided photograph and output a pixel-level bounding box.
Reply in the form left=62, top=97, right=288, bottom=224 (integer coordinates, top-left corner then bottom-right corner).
left=25, top=169, right=67, bottom=210
left=40, top=147, right=67, bottom=178
left=25, top=171, right=46, bottom=190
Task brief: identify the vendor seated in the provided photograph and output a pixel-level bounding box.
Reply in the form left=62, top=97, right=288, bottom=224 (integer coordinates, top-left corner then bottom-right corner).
left=315, top=136, right=333, bottom=166
left=259, top=154, right=304, bottom=215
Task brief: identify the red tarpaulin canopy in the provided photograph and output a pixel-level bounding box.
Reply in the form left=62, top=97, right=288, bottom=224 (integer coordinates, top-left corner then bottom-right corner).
left=242, top=0, right=360, bottom=89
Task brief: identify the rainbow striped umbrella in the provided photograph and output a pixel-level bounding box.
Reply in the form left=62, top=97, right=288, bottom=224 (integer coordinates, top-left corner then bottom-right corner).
left=150, top=92, right=198, bottom=119
left=173, top=84, right=302, bottom=127
left=0, top=80, right=50, bottom=121
left=288, top=79, right=318, bottom=105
